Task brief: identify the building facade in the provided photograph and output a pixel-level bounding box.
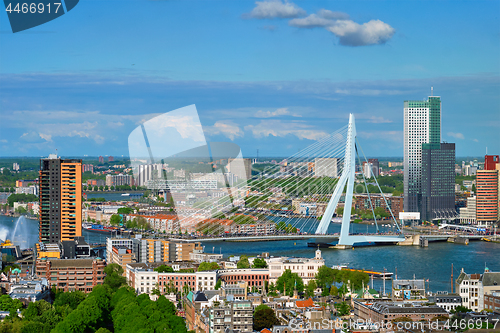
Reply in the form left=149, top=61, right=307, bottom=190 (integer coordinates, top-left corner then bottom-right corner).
left=403, top=96, right=441, bottom=215
left=35, top=258, right=106, bottom=293
left=39, top=154, right=82, bottom=243
left=476, top=169, right=499, bottom=225
left=314, top=158, right=340, bottom=178
left=266, top=249, right=324, bottom=284
left=420, top=143, right=456, bottom=221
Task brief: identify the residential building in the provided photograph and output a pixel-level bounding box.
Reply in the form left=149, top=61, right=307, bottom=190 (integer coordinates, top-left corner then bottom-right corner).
left=82, top=164, right=94, bottom=174
left=9, top=279, right=50, bottom=303
left=476, top=169, right=499, bottom=225
left=427, top=294, right=462, bottom=312
left=15, top=185, right=38, bottom=196
left=15, top=179, right=37, bottom=187
left=420, top=143, right=456, bottom=221
left=98, top=156, right=104, bottom=163
left=314, top=158, right=340, bottom=178
left=217, top=269, right=269, bottom=290
left=484, top=291, right=500, bottom=314
left=456, top=270, right=483, bottom=311
left=35, top=258, right=106, bottom=293
left=368, top=158, right=380, bottom=177
left=136, top=163, right=163, bottom=187
left=392, top=279, right=426, bottom=301
left=106, top=237, right=203, bottom=264
left=126, top=263, right=217, bottom=295
left=354, top=300, right=448, bottom=324
left=208, top=299, right=253, bottom=333
left=403, top=95, right=441, bottom=216
left=266, top=249, right=324, bottom=284
left=354, top=194, right=404, bottom=218
left=108, top=156, right=114, bottom=162
left=39, top=154, right=82, bottom=243
left=13, top=163, right=19, bottom=171
left=105, top=174, right=133, bottom=187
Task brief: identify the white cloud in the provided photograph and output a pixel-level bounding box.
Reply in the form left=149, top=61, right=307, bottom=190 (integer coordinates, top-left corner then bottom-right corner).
left=206, top=121, right=244, bottom=140
left=326, top=19, right=395, bottom=46
left=317, top=9, right=349, bottom=20
left=289, top=14, right=335, bottom=28
left=245, top=120, right=328, bottom=140
left=473, top=138, right=479, bottom=142
left=254, top=107, right=301, bottom=118
left=448, top=132, right=465, bottom=140
left=0, top=139, right=7, bottom=143
left=247, top=0, right=306, bottom=19
left=289, top=10, right=350, bottom=28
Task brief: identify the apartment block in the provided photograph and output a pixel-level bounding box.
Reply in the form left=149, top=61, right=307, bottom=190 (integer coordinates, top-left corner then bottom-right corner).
left=476, top=169, right=499, bottom=224
left=39, top=154, right=82, bottom=243
left=208, top=300, right=253, bottom=333
left=35, top=258, right=106, bottom=293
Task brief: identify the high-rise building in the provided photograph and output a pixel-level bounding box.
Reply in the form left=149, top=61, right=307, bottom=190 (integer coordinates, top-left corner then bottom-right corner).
left=82, top=164, right=94, bottom=174
left=12, top=163, right=20, bottom=171
left=484, top=155, right=500, bottom=171
left=368, top=158, right=380, bottom=177
left=108, top=156, right=114, bottom=162
left=420, top=143, right=456, bottom=221
left=98, top=156, right=104, bottom=163
left=476, top=169, right=499, bottom=225
left=39, top=154, right=82, bottom=243
left=404, top=96, right=441, bottom=214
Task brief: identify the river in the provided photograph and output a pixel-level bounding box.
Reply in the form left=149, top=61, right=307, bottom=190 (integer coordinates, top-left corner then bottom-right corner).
left=1, top=214, right=498, bottom=293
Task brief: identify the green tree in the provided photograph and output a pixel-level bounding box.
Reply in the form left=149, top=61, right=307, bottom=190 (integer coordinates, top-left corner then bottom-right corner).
left=197, top=262, right=220, bottom=271
left=103, top=264, right=127, bottom=292
left=154, top=265, right=174, bottom=273
left=252, top=258, right=268, bottom=268
left=53, top=290, right=86, bottom=310
left=117, top=207, right=134, bottom=214
left=335, top=301, right=350, bottom=316
left=253, top=305, right=280, bottom=331
left=305, top=280, right=317, bottom=298
left=214, top=279, right=222, bottom=290
left=276, top=269, right=304, bottom=296
left=109, top=214, right=122, bottom=226
left=237, top=255, right=250, bottom=269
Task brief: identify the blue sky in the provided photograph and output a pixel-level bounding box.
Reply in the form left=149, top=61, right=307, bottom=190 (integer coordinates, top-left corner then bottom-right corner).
left=0, top=0, right=499, bottom=158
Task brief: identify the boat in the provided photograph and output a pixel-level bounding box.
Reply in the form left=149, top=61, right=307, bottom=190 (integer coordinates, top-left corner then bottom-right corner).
left=83, top=223, right=119, bottom=235
left=331, top=217, right=342, bottom=223
left=121, top=193, right=130, bottom=197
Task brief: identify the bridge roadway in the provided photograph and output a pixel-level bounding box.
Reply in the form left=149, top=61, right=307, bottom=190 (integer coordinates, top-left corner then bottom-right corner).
left=168, top=233, right=486, bottom=243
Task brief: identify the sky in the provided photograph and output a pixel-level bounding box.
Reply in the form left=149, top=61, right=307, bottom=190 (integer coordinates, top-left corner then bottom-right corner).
left=0, top=0, right=499, bottom=158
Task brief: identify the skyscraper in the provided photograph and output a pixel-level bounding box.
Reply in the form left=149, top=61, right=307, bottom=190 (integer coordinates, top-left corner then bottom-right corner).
left=476, top=168, right=499, bottom=225
left=39, top=154, right=82, bottom=243
left=404, top=95, right=456, bottom=221
left=420, top=143, right=456, bottom=221
left=404, top=96, right=441, bottom=214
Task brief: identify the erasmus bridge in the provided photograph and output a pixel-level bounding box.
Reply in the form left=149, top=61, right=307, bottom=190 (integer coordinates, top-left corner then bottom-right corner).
left=156, top=112, right=406, bottom=248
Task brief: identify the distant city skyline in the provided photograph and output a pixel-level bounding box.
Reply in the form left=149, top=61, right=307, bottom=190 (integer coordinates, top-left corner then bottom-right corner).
left=1, top=1, right=499, bottom=157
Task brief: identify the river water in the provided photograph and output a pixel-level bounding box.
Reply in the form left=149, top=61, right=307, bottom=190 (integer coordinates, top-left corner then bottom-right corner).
left=2, top=213, right=498, bottom=293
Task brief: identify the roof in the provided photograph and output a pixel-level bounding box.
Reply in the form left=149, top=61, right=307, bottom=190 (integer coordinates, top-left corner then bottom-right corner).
left=193, top=291, right=208, bottom=302
left=482, top=272, right=500, bottom=287
left=261, top=329, right=272, bottom=333
left=295, top=298, right=314, bottom=308
left=46, top=258, right=102, bottom=268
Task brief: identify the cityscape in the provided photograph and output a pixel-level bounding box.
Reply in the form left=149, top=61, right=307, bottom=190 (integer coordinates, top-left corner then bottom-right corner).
left=0, top=1, right=499, bottom=333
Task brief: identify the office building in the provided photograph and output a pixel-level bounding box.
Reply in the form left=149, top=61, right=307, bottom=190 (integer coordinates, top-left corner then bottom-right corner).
left=459, top=196, right=477, bottom=224
left=35, top=257, right=106, bottom=293
left=314, top=157, right=340, bottom=178
left=476, top=169, right=499, bottom=225
left=420, top=143, right=456, bottom=221
left=39, top=155, right=82, bottom=243
left=404, top=95, right=441, bottom=214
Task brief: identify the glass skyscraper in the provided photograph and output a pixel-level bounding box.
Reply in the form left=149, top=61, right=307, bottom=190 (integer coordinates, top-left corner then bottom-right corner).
left=403, top=95, right=455, bottom=221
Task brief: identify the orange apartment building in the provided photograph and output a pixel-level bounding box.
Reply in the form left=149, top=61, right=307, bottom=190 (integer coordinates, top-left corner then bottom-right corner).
left=476, top=169, right=499, bottom=224
left=39, top=155, right=82, bottom=243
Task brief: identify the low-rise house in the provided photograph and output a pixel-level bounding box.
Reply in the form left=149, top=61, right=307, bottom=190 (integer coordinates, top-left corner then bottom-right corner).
left=9, top=278, right=50, bottom=303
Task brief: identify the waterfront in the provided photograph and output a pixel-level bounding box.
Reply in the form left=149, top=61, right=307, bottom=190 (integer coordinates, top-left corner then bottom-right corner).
left=1, top=214, right=498, bottom=293
left=85, top=192, right=143, bottom=201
